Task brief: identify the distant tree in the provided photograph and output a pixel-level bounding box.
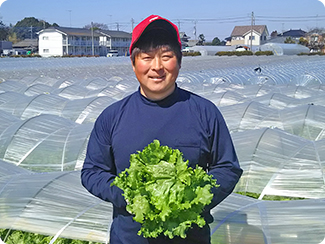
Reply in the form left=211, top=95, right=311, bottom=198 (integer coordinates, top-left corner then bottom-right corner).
left=220, top=40, right=226, bottom=45
left=211, top=37, right=221, bottom=46
left=270, top=30, right=278, bottom=38
left=307, top=27, right=325, bottom=34
left=298, top=37, right=308, bottom=46
left=8, top=31, right=19, bottom=44
left=0, top=21, right=9, bottom=40
left=284, top=37, right=295, bottom=44
left=84, top=22, right=108, bottom=30
left=197, top=34, right=205, bottom=45
left=12, top=17, right=52, bottom=40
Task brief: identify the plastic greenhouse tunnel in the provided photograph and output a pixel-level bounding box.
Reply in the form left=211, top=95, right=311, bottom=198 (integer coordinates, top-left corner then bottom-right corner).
left=1, top=55, right=325, bottom=243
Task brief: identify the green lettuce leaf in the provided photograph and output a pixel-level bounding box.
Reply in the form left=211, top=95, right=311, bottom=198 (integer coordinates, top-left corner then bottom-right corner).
left=111, top=140, right=218, bottom=239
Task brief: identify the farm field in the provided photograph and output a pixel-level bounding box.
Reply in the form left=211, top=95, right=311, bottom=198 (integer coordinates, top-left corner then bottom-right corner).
left=1, top=55, right=325, bottom=243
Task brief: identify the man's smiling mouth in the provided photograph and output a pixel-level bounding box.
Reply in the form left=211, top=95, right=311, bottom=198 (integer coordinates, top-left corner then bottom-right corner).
left=149, top=75, right=165, bottom=80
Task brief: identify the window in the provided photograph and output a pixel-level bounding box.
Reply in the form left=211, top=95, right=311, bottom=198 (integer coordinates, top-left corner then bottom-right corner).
left=42, top=36, right=49, bottom=40
left=43, top=49, right=49, bottom=53
left=249, top=36, right=255, bottom=40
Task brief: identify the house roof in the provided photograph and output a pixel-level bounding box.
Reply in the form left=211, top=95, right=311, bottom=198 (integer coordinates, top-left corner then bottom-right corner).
left=278, top=29, right=307, bottom=37
left=97, top=29, right=131, bottom=39
left=13, top=39, right=38, bottom=48
left=39, top=26, right=101, bottom=37
left=231, top=25, right=267, bottom=37
left=267, top=36, right=288, bottom=43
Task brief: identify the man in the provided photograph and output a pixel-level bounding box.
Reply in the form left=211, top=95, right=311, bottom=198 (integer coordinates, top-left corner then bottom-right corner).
left=81, top=15, right=243, bottom=244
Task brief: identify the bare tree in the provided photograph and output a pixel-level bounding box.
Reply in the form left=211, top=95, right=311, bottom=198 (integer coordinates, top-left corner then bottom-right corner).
left=84, top=23, right=108, bottom=30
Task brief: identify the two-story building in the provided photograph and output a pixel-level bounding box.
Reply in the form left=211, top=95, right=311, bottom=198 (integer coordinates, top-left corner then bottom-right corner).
left=97, top=29, right=132, bottom=56
left=229, top=25, right=269, bottom=47
left=37, top=26, right=132, bottom=57
left=38, top=26, right=101, bottom=57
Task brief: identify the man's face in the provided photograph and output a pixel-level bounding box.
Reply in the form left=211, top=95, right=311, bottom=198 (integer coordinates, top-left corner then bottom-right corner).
left=132, top=47, right=180, bottom=101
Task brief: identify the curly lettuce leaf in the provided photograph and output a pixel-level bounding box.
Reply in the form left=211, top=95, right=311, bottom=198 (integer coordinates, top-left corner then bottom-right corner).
left=111, top=139, right=218, bottom=239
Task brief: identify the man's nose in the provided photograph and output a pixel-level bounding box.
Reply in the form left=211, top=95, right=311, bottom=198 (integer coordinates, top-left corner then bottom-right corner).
left=152, top=57, right=163, bottom=70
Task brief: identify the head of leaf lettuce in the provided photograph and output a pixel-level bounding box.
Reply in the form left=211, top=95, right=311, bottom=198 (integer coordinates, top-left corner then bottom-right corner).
left=111, top=139, right=219, bottom=239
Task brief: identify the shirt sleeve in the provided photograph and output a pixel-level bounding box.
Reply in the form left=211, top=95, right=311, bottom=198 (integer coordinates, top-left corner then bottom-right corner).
left=206, top=108, right=243, bottom=210
left=81, top=112, right=127, bottom=208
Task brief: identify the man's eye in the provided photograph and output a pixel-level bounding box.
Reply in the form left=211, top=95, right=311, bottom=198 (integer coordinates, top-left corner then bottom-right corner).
left=142, top=55, right=152, bottom=59
left=162, top=52, right=174, bottom=57
left=162, top=55, right=173, bottom=60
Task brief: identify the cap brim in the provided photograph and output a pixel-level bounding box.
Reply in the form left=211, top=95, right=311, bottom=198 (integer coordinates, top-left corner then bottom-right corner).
left=130, top=16, right=181, bottom=53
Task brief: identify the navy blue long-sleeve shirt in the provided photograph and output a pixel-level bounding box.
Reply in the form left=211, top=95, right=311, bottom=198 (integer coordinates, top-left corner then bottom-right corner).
left=81, top=85, right=243, bottom=244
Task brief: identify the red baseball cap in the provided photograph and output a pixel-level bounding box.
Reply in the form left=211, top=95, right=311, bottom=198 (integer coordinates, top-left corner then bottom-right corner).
left=129, top=15, right=182, bottom=54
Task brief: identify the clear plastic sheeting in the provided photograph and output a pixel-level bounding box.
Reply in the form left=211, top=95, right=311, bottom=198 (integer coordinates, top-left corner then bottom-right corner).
left=0, top=79, right=28, bottom=93
left=219, top=101, right=283, bottom=132
left=185, top=45, right=234, bottom=56
left=0, top=92, right=118, bottom=124
left=220, top=103, right=325, bottom=140
left=260, top=43, right=310, bottom=56
left=0, top=92, right=35, bottom=117
left=1, top=161, right=325, bottom=244
left=61, top=96, right=118, bottom=124
left=1, top=56, right=325, bottom=243
left=0, top=162, right=112, bottom=243
left=233, top=128, right=325, bottom=199
left=1, top=114, right=92, bottom=171
left=279, top=104, right=325, bottom=140
left=0, top=159, right=30, bottom=177
left=210, top=194, right=325, bottom=244
left=20, top=94, right=69, bottom=120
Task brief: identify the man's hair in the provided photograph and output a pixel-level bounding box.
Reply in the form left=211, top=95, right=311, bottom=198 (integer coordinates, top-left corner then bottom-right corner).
left=131, top=29, right=182, bottom=66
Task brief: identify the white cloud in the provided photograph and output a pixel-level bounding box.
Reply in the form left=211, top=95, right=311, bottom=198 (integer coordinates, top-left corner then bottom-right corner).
left=0, top=0, right=7, bottom=8
left=318, top=0, right=325, bottom=7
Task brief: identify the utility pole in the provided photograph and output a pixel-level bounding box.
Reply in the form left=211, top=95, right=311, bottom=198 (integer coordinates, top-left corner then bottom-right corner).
left=91, top=22, right=94, bottom=56
left=116, top=22, right=120, bottom=31
left=30, top=26, right=33, bottom=39
left=193, top=20, right=197, bottom=42
left=250, top=12, right=255, bottom=51
left=68, top=10, right=72, bottom=27
left=131, top=18, right=135, bottom=32
left=108, top=15, right=112, bottom=29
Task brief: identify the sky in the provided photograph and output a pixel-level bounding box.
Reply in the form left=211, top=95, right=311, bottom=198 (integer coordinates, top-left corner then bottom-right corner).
left=0, top=0, right=325, bottom=41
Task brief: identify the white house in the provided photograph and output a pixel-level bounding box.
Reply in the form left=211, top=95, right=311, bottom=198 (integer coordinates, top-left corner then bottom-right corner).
left=37, top=26, right=101, bottom=57
left=229, top=25, right=269, bottom=47
left=97, top=30, right=132, bottom=56
left=38, top=26, right=132, bottom=57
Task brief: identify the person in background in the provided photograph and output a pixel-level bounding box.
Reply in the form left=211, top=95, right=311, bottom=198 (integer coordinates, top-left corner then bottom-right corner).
left=81, top=14, right=243, bottom=244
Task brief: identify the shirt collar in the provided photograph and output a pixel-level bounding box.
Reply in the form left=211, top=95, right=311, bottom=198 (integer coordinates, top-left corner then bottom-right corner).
left=138, top=83, right=179, bottom=107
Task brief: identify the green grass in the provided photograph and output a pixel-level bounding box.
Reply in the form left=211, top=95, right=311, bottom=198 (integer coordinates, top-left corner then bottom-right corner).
left=0, top=229, right=102, bottom=244
left=236, top=191, right=305, bottom=201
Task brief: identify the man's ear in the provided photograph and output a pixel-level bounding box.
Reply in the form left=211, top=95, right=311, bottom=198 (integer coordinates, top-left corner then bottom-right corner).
left=130, top=57, right=136, bottom=71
